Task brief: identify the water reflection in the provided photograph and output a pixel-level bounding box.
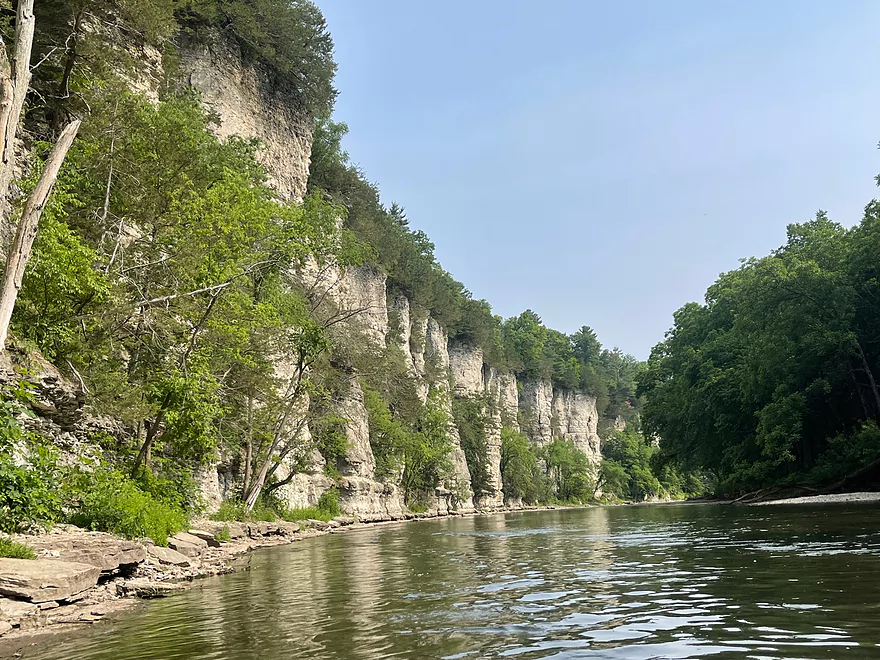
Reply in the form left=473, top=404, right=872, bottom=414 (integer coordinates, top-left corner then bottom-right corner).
left=16, top=503, right=880, bottom=659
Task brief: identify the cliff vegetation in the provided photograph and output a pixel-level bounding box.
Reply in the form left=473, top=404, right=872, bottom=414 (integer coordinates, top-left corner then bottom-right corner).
left=0, top=0, right=697, bottom=544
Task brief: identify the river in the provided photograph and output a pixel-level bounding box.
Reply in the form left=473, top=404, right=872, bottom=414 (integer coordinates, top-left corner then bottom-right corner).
left=20, top=503, right=880, bottom=659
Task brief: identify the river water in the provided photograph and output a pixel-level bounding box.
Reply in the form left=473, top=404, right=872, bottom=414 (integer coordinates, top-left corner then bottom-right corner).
left=20, top=503, right=880, bottom=659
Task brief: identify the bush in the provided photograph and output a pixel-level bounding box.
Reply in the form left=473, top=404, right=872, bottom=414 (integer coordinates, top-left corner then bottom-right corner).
left=0, top=536, right=36, bottom=559
left=500, top=427, right=548, bottom=504
left=453, top=396, right=494, bottom=499
left=545, top=439, right=595, bottom=503
left=66, top=469, right=188, bottom=545
left=210, top=500, right=248, bottom=522
left=0, top=390, right=63, bottom=532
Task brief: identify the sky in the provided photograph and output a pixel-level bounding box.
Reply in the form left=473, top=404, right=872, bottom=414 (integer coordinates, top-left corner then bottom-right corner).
left=315, top=0, right=880, bottom=359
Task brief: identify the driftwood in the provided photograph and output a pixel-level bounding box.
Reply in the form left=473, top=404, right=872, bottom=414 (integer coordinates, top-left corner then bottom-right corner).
left=820, top=455, right=880, bottom=494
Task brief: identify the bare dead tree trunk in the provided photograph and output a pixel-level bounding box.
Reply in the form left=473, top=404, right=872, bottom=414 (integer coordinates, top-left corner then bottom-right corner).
left=0, top=119, right=81, bottom=349
left=0, top=0, right=35, bottom=206
left=242, top=392, right=255, bottom=496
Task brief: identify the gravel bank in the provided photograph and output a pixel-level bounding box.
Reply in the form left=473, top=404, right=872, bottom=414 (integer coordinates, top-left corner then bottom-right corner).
left=750, top=492, right=880, bottom=506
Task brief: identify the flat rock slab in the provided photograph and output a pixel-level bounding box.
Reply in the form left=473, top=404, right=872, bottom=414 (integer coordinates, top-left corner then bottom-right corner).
left=0, top=597, right=38, bottom=621
left=146, top=545, right=191, bottom=567
left=187, top=529, right=220, bottom=547
left=168, top=532, right=207, bottom=558
left=0, top=559, right=101, bottom=603
left=24, top=536, right=146, bottom=572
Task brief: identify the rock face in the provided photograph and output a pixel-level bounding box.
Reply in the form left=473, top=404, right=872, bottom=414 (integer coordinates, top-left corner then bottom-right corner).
left=0, top=559, right=101, bottom=603
left=179, top=38, right=313, bottom=202
left=518, top=379, right=601, bottom=463
left=170, top=31, right=602, bottom=518
left=551, top=389, right=601, bottom=459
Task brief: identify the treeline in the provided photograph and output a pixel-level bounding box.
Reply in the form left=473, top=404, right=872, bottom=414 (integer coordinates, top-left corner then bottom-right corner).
left=640, top=206, right=880, bottom=495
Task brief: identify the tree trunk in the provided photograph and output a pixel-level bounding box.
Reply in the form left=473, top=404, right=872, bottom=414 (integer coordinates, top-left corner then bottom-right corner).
left=850, top=367, right=870, bottom=420
left=0, top=119, right=81, bottom=349
left=242, top=393, right=254, bottom=496
left=0, top=0, right=35, bottom=206
left=854, top=341, right=880, bottom=417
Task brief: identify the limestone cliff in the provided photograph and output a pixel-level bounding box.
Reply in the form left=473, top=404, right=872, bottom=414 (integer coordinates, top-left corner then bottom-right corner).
left=171, top=34, right=601, bottom=518
left=178, top=39, right=313, bottom=202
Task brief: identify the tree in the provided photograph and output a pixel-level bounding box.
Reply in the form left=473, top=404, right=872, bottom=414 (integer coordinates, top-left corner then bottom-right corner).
left=0, top=0, right=81, bottom=350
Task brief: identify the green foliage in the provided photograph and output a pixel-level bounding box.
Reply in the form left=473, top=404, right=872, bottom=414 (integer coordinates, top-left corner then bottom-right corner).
left=281, top=489, right=340, bottom=522
left=363, top=385, right=409, bottom=483
left=177, top=0, right=336, bottom=117
left=600, top=428, right=660, bottom=501
left=544, top=439, right=594, bottom=503
left=210, top=500, right=250, bottom=522
left=12, top=156, right=108, bottom=360
left=639, top=208, right=880, bottom=494
left=596, top=460, right=629, bottom=499
left=453, top=396, right=494, bottom=499
left=400, top=390, right=456, bottom=506
left=146, top=371, right=221, bottom=466
left=363, top=384, right=454, bottom=506
left=0, top=389, right=63, bottom=533
left=310, top=414, right=348, bottom=478
left=499, top=427, right=547, bottom=504
left=66, top=469, right=189, bottom=545
left=215, top=525, right=231, bottom=543
left=211, top=488, right=340, bottom=523
left=0, top=536, right=37, bottom=559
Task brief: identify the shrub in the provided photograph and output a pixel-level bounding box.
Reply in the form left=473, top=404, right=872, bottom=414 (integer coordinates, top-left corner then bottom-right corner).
left=0, top=389, right=63, bottom=532
left=215, top=525, right=231, bottom=543
left=210, top=500, right=248, bottom=522
left=545, top=438, right=595, bottom=503
left=0, top=536, right=36, bottom=559
left=66, top=469, right=188, bottom=545
left=453, top=395, right=494, bottom=499
left=278, top=488, right=340, bottom=523
left=499, top=427, right=548, bottom=504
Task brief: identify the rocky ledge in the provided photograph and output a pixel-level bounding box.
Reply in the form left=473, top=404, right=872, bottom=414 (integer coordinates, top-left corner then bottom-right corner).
left=0, top=518, right=345, bottom=642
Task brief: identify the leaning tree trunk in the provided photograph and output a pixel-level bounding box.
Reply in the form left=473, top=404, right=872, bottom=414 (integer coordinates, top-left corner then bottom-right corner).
left=0, top=119, right=81, bottom=348
left=0, top=0, right=35, bottom=209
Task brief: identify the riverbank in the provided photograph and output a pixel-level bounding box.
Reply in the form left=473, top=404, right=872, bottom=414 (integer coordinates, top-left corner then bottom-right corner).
left=0, top=504, right=567, bottom=649
left=749, top=491, right=880, bottom=506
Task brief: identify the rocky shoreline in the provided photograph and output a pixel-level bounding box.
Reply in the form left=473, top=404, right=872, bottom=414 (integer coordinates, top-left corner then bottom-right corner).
left=0, top=505, right=557, bottom=650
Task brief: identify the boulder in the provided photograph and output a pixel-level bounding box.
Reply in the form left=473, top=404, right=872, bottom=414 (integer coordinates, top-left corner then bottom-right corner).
left=0, top=597, right=38, bottom=620
left=226, top=523, right=247, bottom=539
left=167, top=532, right=207, bottom=558
left=117, top=579, right=185, bottom=599
left=187, top=529, right=220, bottom=547
left=305, top=519, right=331, bottom=531
left=146, top=546, right=191, bottom=567
left=0, top=620, right=12, bottom=636
left=0, top=559, right=101, bottom=603
left=20, top=531, right=146, bottom=572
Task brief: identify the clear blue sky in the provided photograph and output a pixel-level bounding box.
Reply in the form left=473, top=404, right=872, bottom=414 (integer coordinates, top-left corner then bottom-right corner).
left=315, top=0, right=880, bottom=359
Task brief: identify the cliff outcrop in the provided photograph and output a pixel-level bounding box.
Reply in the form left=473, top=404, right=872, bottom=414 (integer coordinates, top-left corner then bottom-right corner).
left=171, top=34, right=604, bottom=518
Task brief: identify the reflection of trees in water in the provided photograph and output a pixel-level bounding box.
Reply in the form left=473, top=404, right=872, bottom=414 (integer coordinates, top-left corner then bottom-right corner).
left=32, top=506, right=880, bottom=660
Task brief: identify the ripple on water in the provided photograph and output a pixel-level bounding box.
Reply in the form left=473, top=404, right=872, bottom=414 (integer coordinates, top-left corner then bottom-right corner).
left=16, top=504, right=880, bottom=660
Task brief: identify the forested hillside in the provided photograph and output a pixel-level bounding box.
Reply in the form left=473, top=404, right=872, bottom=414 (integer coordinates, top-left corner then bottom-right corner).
left=641, top=208, right=880, bottom=496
